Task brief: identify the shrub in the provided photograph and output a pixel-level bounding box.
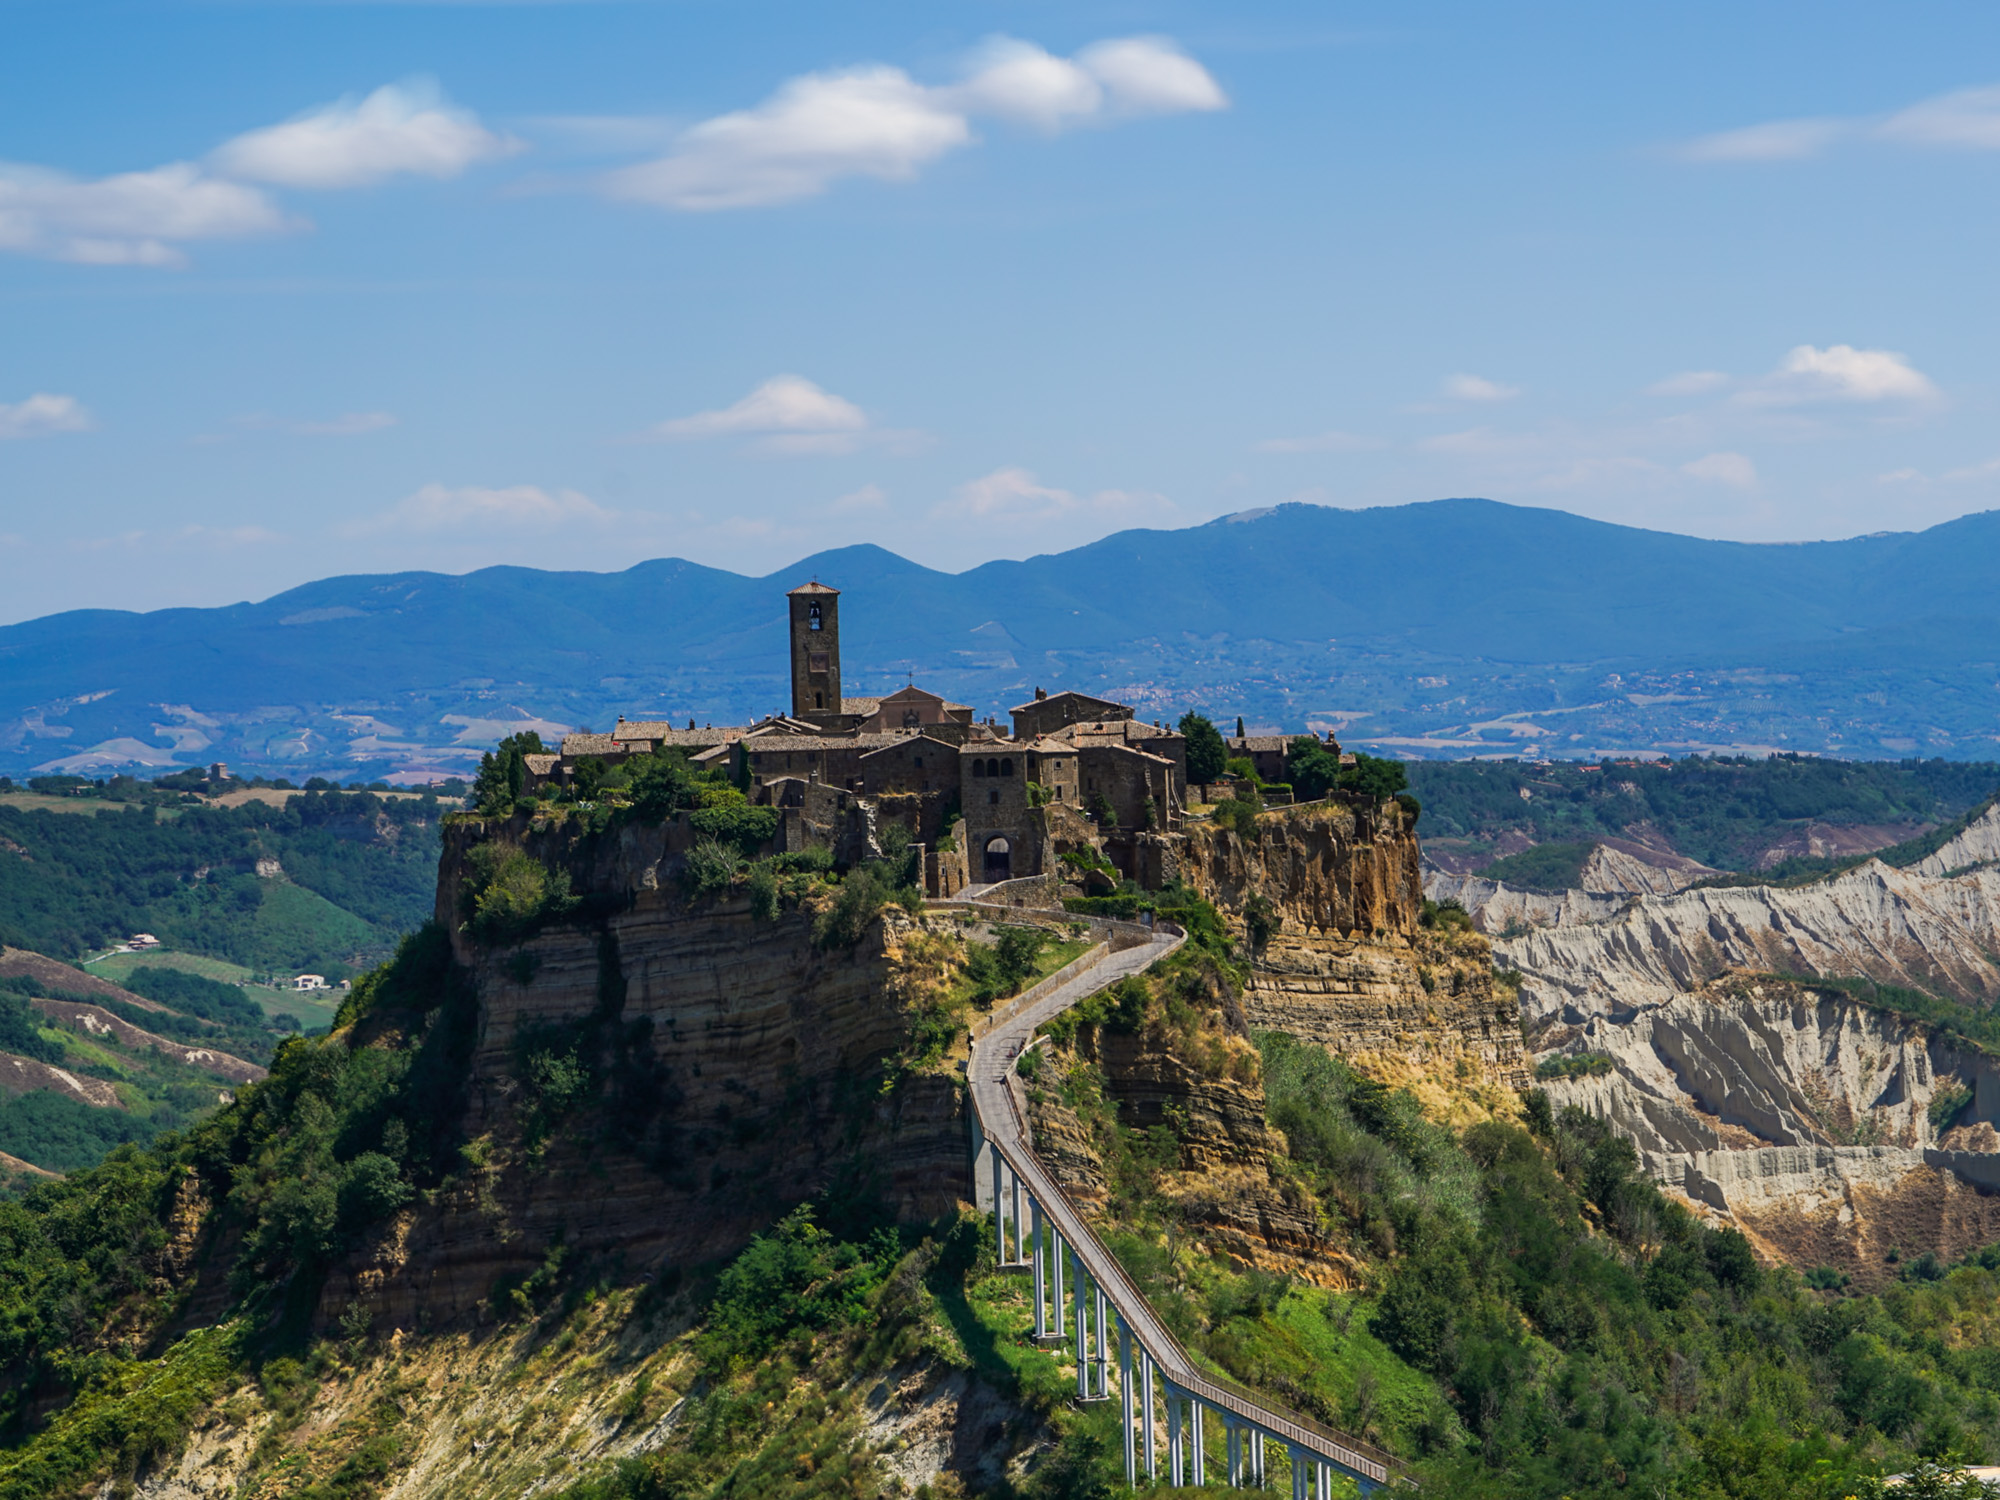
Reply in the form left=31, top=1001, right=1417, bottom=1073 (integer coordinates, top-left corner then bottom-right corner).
left=994, top=926, right=1050, bottom=988
left=746, top=860, right=780, bottom=922
left=1534, top=1052, right=1616, bottom=1080
left=1210, top=797, right=1259, bottom=838
left=813, top=865, right=915, bottom=950
left=1929, top=1081, right=1975, bottom=1133
left=680, top=838, right=741, bottom=897
left=690, top=802, right=777, bottom=857
left=460, top=844, right=576, bottom=946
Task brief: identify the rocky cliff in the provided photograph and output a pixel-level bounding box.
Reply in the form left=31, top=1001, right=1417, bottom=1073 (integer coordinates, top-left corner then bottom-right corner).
left=1507, top=860, right=2000, bottom=1023
left=322, top=812, right=971, bottom=1329
left=1537, top=974, right=2000, bottom=1283
left=1489, top=814, right=2000, bottom=1277
left=1185, top=800, right=1529, bottom=1112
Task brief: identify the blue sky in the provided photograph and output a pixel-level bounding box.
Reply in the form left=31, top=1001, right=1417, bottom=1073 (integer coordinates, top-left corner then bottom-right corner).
left=6, top=1, right=2000, bottom=623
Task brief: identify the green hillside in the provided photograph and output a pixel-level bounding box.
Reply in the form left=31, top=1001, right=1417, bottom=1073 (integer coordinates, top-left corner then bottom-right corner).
left=0, top=788, right=444, bottom=980
left=1409, top=755, right=2000, bottom=871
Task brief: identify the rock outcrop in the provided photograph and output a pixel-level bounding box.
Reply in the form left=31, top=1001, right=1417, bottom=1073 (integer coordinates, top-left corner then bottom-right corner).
left=1505, top=851, right=2000, bottom=1276
left=1188, top=800, right=1529, bottom=1104
left=1508, top=861, right=2000, bottom=1024
left=1915, top=801, right=2000, bottom=877
left=320, top=812, right=973, bottom=1328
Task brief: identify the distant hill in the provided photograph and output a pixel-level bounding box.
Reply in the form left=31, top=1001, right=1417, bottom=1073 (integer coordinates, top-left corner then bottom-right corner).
left=5, top=497, right=2000, bottom=777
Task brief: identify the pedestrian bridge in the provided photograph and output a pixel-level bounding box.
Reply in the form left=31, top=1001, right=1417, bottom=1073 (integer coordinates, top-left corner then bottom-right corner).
left=954, top=901, right=1404, bottom=1494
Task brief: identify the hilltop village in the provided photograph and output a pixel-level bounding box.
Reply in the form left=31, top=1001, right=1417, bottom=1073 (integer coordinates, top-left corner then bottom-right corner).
left=523, top=579, right=1344, bottom=894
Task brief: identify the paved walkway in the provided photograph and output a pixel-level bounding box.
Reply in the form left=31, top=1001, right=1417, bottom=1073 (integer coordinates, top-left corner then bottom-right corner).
left=966, top=921, right=1398, bottom=1489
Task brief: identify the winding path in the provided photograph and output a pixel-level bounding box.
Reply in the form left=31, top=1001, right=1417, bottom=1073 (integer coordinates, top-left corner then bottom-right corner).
left=959, top=909, right=1402, bottom=1494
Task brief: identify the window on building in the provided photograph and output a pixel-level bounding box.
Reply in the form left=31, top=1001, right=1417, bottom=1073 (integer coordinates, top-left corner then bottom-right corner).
left=815, top=692, right=823, bottom=709
left=989, top=790, right=1000, bottom=805
left=972, top=760, right=986, bottom=778
left=986, top=758, right=1000, bottom=778
left=809, top=602, right=822, bottom=632
left=913, top=756, right=923, bottom=769
left=999, top=758, right=1013, bottom=777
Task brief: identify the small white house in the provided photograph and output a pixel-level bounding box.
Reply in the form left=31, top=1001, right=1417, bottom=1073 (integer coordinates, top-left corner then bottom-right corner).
left=128, top=934, right=161, bottom=950
left=292, top=974, right=328, bottom=992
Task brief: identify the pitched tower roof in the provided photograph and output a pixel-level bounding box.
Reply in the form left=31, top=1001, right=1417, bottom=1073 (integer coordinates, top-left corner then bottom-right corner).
left=787, top=580, right=840, bottom=596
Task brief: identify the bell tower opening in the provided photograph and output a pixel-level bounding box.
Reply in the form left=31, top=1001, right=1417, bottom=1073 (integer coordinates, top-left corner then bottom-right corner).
left=787, top=581, right=843, bottom=725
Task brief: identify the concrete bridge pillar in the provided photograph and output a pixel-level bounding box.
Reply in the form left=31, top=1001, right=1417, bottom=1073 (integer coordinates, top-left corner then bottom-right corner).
left=1252, top=1428, right=1266, bottom=1487
left=1167, top=1387, right=1184, bottom=1487
left=1119, top=1314, right=1135, bottom=1485
left=1072, top=1248, right=1089, bottom=1400
left=1030, top=1197, right=1047, bottom=1339
left=1142, top=1352, right=1156, bottom=1482
left=1226, top=1418, right=1243, bottom=1487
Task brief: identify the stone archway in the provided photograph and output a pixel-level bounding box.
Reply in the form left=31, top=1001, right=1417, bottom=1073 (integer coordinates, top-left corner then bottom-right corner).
left=983, top=836, right=1012, bottom=882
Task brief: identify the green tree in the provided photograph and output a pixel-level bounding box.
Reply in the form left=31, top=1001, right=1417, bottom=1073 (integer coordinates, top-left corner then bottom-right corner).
left=1339, top=751, right=1408, bottom=802
left=1287, top=735, right=1343, bottom=801
left=471, top=732, right=547, bottom=814
left=1179, top=712, right=1229, bottom=785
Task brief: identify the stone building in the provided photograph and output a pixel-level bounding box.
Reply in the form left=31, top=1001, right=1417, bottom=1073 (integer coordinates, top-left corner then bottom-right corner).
left=526, top=576, right=1290, bottom=889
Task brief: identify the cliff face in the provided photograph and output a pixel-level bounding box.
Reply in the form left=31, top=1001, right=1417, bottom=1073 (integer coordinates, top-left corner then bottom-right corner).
left=1025, top=1011, right=1356, bottom=1288
left=326, top=814, right=969, bottom=1327
left=1507, top=861, right=2000, bottom=1022
left=1184, top=802, right=1529, bottom=1110
left=1538, top=975, right=2000, bottom=1284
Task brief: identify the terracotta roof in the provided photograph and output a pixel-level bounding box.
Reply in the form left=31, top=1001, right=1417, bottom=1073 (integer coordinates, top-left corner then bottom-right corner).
left=611, top=721, right=745, bottom=744
left=858, top=734, right=960, bottom=761
left=561, top=733, right=618, bottom=756
left=1010, top=689, right=1129, bottom=714
left=523, top=754, right=559, bottom=774
left=841, top=697, right=883, bottom=716
left=743, top=733, right=913, bottom=754
left=1054, top=720, right=1184, bottom=747
left=787, top=581, right=841, bottom=596
left=1229, top=736, right=1292, bottom=753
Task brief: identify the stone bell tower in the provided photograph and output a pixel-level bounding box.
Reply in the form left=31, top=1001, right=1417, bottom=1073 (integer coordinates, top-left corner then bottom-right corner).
left=787, top=581, right=842, bottom=724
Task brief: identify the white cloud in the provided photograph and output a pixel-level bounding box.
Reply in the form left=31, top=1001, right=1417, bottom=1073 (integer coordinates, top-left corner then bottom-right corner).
left=1742, top=344, right=1939, bottom=406
left=1878, top=86, right=2000, bottom=150
left=1677, top=118, right=1850, bottom=162
left=1647, top=370, right=1730, bottom=397
left=1442, top=373, right=1520, bottom=402
left=1681, top=82, right=2000, bottom=163
left=1682, top=451, right=1759, bottom=488
left=940, top=466, right=1172, bottom=525
left=949, top=39, right=1103, bottom=130
left=1943, top=456, right=2000, bottom=481
left=0, top=393, right=92, bottom=440
left=0, top=161, right=293, bottom=266
left=1254, top=430, right=1380, bottom=454
left=357, top=483, right=612, bottom=533
left=605, top=66, right=969, bottom=210
left=239, top=411, right=397, bottom=436
left=830, top=483, right=889, bottom=513
left=212, top=80, right=519, bottom=189
left=1075, top=37, right=1229, bottom=116
left=654, top=374, right=868, bottom=443
left=603, top=34, right=1224, bottom=211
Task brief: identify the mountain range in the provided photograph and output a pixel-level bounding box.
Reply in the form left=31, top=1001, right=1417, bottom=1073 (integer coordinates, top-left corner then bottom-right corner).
left=5, top=497, right=1999, bottom=779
